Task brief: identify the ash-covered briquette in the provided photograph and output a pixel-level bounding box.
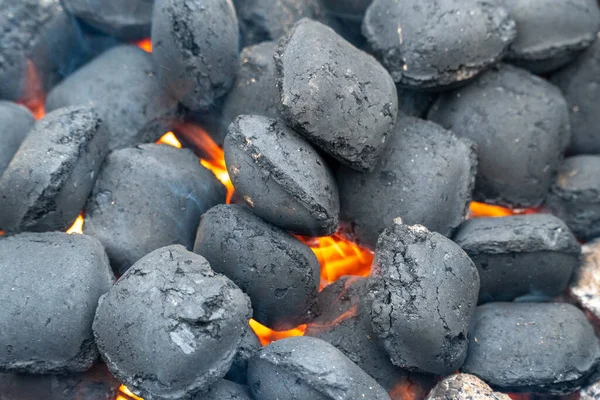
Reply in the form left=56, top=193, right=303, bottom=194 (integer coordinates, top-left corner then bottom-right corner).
left=61, top=0, right=153, bottom=40
left=248, top=336, right=391, bottom=400
left=0, top=102, right=34, bottom=176
left=152, top=0, right=239, bottom=111
left=462, top=302, right=600, bottom=394
left=194, top=204, right=319, bottom=331
left=276, top=18, right=398, bottom=172
left=501, top=0, right=600, bottom=73
left=0, top=106, right=108, bottom=234
left=225, top=115, right=340, bottom=236
left=194, top=380, right=253, bottom=400
left=453, top=214, right=581, bottom=304
left=429, top=64, right=570, bottom=208
left=367, top=222, right=480, bottom=376
left=0, top=233, right=114, bottom=374
left=546, top=155, right=600, bottom=241
left=93, top=245, right=252, bottom=400
left=84, top=144, right=225, bottom=275
left=426, top=374, right=511, bottom=400
left=225, top=325, right=261, bottom=385
left=362, top=0, right=516, bottom=89
left=338, top=116, right=476, bottom=248
left=46, top=45, right=179, bottom=151
left=571, top=240, right=600, bottom=319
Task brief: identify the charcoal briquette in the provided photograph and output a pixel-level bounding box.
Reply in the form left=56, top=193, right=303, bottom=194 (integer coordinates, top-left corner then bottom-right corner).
left=93, top=245, right=252, bottom=400
left=194, top=380, right=253, bottom=400
left=426, top=374, right=511, bottom=400
left=571, top=240, right=600, bottom=319
left=194, top=204, right=319, bottom=330
left=247, top=336, right=391, bottom=400
left=367, top=221, right=480, bottom=375
left=225, top=325, right=261, bottom=385
left=276, top=18, right=398, bottom=172
left=225, top=115, right=340, bottom=236
left=453, top=214, right=581, bottom=304
left=0, top=232, right=114, bottom=374
left=0, top=102, right=34, bottom=177
left=0, top=106, right=108, bottom=234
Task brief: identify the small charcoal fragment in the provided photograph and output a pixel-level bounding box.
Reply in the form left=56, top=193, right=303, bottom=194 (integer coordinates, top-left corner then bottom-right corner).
left=225, top=115, right=340, bottom=236
left=46, top=45, right=179, bottom=151
left=501, top=0, right=600, bottom=73
left=194, top=380, right=253, bottom=400
left=93, top=245, right=252, bottom=400
left=152, top=0, right=239, bottom=111
left=0, top=102, right=34, bottom=176
left=426, top=374, right=511, bottom=400
left=546, top=155, right=600, bottom=241
left=0, top=106, right=108, bottom=233
left=367, top=221, right=480, bottom=375
left=194, top=204, right=319, bottom=330
left=462, top=302, right=600, bottom=394
left=225, top=325, right=261, bottom=385
left=85, top=143, right=225, bottom=275
left=453, top=214, right=581, bottom=303
left=338, top=116, right=476, bottom=247
left=429, top=64, right=570, bottom=208
left=570, top=240, right=600, bottom=318
left=276, top=18, right=398, bottom=172
left=0, top=232, right=114, bottom=374
left=362, top=0, right=516, bottom=89
left=248, top=336, right=391, bottom=400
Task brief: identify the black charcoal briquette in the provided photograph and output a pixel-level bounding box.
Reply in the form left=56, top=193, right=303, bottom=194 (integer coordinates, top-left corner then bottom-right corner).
left=93, top=245, right=252, bottom=400
left=276, top=18, right=398, bottom=172
left=225, top=325, right=261, bottom=385
left=0, top=102, right=34, bottom=176
left=194, top=204, right=319, bottom=331
left=194, top=380, right=253, bottom=400
left=426, top=374, right=511, bottom=400
left=571, top=240, right=600, bottom=319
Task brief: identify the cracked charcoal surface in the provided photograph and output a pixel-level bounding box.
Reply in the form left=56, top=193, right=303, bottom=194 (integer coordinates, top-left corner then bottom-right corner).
left=61, top=0, right=154, bottom=40
left=248, top=336, right=391, bottom=400
left=85, top=143, right=225, bottom=275
left=276, top=18, right=398, bottom=172
left=225, top=115, right=340, bottom=236
left=93, top=245, right=252, bottom=400
left=225, top=325, right=261, bottom=385
left=367, top=222, right=480, bottom=375
left=426, top=374, right=511, bottom=400
left=338, top=116, right=477, bottom=248
left=571, top=240, right=600, bottom=319
left=501, top=0, right=600, bottom=73
left=462, top=302, right=600, bottom=394
left=194, top=204, right=319, bottom=330
left=453, top=214, right=581, bottom=304
left=0, top=233, right=114, bottom=374
left=0, top=102, right=34, bottom=177
left=429, top=64, right=570, bottom=208
left=193, top=379, right=253, bottom=400
left=362, top=0, right=516, bottom=89
left=0, top=106, right=108, bottom=234
left=46, top=45, right=180, bottom=151
left=152, top=0, right=239, bottom=111
left=546, top=155, right=600, bottom=241
left=551, top=39, right=600, bottom=154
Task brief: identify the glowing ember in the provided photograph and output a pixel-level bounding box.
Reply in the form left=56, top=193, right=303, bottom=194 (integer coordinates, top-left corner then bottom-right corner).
left=17, top=60, right=45, bottom=120
left=66, top=214, right=84, bottom=234
left=134, top=38, right=152, bottom=53
left=157, top=131, right=182, bottom=148
left=249, top=319, right=307, bottom=346
left=468, top=202, right=541, bottom=219
left=118, top=385, right=143, bottom=400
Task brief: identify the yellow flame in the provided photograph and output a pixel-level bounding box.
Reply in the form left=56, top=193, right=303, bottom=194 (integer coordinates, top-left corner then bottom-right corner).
left=118, top=385, right=144, bottom=400
left=157, top=131, right=182, bottom=149
left=468, top=202, right=541, bottom=219
left=134, top=38, right=152, bottom=53
left=249, top=319, right=307, bottom=346
left=66, top=214, right=84, bottom=234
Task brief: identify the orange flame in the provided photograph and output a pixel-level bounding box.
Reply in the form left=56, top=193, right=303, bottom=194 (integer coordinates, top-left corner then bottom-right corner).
left=249, top=319, right=307, bottom=346
left=157, top=131, right=182, bottom=149
left=17, top=60, right=45, bottom=120
left=66, top=214, right=84, bottom=234
left=468, top=202, right=541, bottom=219
left=118, top=385, right=143, bottom=400
left=134, top=38, right=152, bottom=53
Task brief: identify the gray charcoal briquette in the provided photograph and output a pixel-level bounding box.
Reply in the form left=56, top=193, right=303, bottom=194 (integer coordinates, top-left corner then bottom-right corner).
left=367, top=221, right=480, bottom=375
left=225, top=115, right=340, bottom=236
left=0, top=232, right=114, bottom=374
left=194, top=380, right=253, bottom=400
left=248, top=336, right=391, bottom=400
left=276, top=18, right=398, bottom=172
left=429, top=64, right=570, bottom=208
left=461, top=302, right=600, bottom=394
left=571, top=240, right=600, bottom=319
left=0, top=102, right=34, bottom=176
left=338, top=116, right=477, bottom=248
left=0, top=106, right=108, bottom=233
left=426, top=374, right=511, bottom=400
left=93, top=245, right=252, bottom=400
left=225, top=325, right=261, bottom=385
left=362, top=0, right=516, bottom=89
left=194, top=204, right=319, bottom=330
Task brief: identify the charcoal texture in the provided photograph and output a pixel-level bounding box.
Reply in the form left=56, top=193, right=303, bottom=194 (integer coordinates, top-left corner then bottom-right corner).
left=46, top=45, right=179, bottom=151
left=429, top=64, right=570, bottom=208
left=546, top=155, right=600, bottom=241
left=571, top=240, right=600, bottom=319
left=0, top=106, right=108, bottom=233
left=462, top=302, right=600, bottom=394
left=501, top=0, right=600, bottom=73
left=362, top=0, right=516, bottom=89
left=194, top=204, right=319, bottom=330
left=338, top=116, right=477, bottom=248
left=93, top=245, right=252, bottom=400
left=276, top=18, right=398, bottom=172
left=194, top=380, right=253, bottom=400
left=397, top=88, right=437, bottom=119
left=85, top=143, right=225, bottom=275
left=225, top=115, right=340, bottom=236
left=0, top=232, right=114, bottom=374
left=152, top=0, right=239, bottom=111
left=248, top=336, right=391, bottom=400
left=453, top=214, right=581, bottom=303
left=225, top=326, right=261, bottom=385
left=367, top=222, right=480, bottom=375
left=0, top=102, right=34, bottom=176
left=426, top=374, right=511, bottom=400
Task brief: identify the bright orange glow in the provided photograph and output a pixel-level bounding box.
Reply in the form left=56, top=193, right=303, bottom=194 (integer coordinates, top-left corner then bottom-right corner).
left=118, top=385, right=144, bottom=400
left=66, top=214, right=84, bottom=234
left=17, top=60, right=45, bottom=120
left=468, top=202, right=541, bottom=219
left=134, top=38, right=152, bottom=53
left=156, top=131, right=182, bottom=148
left=0, top=231, right=3, bottom=236
left=388, top=382, right=419, bottom=400
left=249, top=319, right=307, bottom=346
